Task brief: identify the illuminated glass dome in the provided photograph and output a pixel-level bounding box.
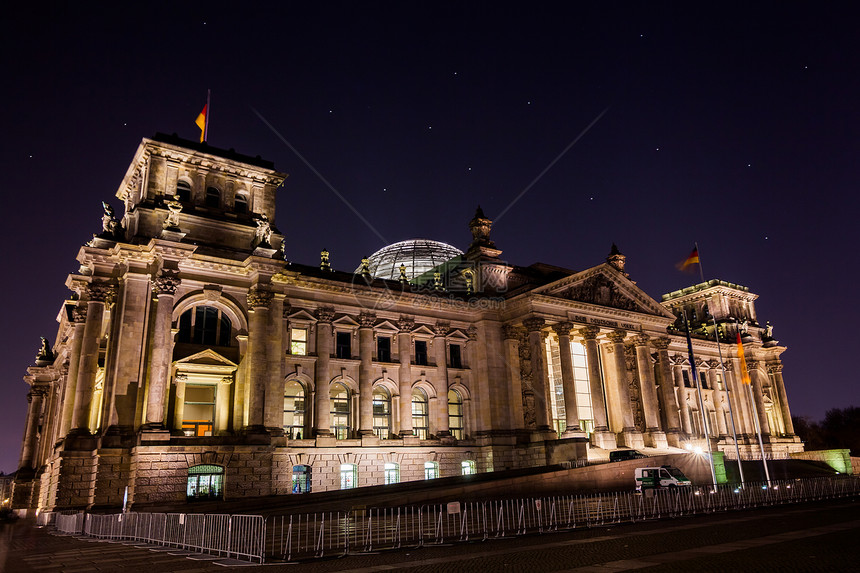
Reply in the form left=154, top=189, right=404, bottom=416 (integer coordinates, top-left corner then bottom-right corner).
left=360, top=239, right=463, bottom=280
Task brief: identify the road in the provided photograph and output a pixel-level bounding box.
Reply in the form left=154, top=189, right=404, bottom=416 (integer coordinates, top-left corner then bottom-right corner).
left=2, top=497, right=858, bottom=572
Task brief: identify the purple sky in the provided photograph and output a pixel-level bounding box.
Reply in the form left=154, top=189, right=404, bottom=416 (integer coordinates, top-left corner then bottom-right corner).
left=2, top=2, right=858, bottom=473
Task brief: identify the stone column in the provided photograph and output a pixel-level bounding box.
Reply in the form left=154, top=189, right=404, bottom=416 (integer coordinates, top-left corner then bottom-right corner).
left=172, top=373, right=187, bottom=432
left=671, top=356, right=692, bottom=435
left=726, top=359, right=752, bottom=436
left=653, top=337, right=682, bottom=445
left=18, top=388, right=46, bottom=470
left=606, top=330, right=641, bottom=447
left=769, top=363, right=794, bottom=435
left=59, top=310, right=87, bottom=438
left=433, top=321, right=451, bottom=436
left=246, top=287, right=273, bottom=431
left=524, top=317, right=551, bottom=432
left=632, top=334, right=667, bottom=448
left=396, top=316, right=415, bottom=436
left=748, top=360, right=771, bottom=437
left=313, top=307, right=335, bottom=436
left=358, top=312, right=376, bottom=435
left=580, top=326, right=615, bottom=449
left=233, top=335, right=249, bottom=431
left=71, top=283, right=112, bottom=434
left=216, top=376, right=233, bottom=433
left=502, top=324, right=525, bottom=431
left=143, top=273, right=177, bottom=430
left=553, top=322, right=585, bottom=438
left=264, top=295, right=285, bottom=433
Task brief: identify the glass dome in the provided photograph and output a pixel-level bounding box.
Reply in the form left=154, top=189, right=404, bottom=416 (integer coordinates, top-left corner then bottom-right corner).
left=359, top=239, right=463, bottom=280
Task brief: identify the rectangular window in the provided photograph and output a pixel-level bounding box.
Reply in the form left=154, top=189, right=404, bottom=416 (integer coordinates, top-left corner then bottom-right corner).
left=449, top=344, right=462, bottom=368
left=682, top=370, right=692, bottom=388
left=414, top=340, right=428, bottom=366
left=336, top=331, right=352, bottom=359
left=699, top=371, right=709, bottom=390
left=290, top=328, right=307, bottom=355
left=182, top=385, right=216, bottom=436
left=377, top=336, right=391, bottom=362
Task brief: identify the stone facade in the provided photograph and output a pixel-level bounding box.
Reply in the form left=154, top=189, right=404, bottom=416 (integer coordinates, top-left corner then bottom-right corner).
left=12, top=133, right=802, bottom=513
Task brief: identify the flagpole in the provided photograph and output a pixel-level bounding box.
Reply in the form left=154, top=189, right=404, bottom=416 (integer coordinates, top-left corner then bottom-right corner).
left=204, top=89, right=210, bottom=143
left=694, top=243, right=745, bottom=487
left=682, top=310, right=718, bottom=490
left=737, top=333, right=771, bottom=486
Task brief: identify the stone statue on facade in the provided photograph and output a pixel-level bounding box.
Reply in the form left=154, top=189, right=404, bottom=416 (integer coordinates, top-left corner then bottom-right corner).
left=163, top=195, right=183, bottom=230
left=254, top=214, right=273, bottom=248
left=764, top=321, right=774, bottom=339
left=35, top=336, right=54, bottom=365
left=99, top=201, right=123, bottom=240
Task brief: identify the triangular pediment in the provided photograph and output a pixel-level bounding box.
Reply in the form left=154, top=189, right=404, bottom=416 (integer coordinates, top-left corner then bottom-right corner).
left=411, top=324, right=436, bottom=337
left=448, top=329, right=470, bottom=340
left=333, top=315, right=360, bottom=327
left=287, top=309, right=317, bottom=322
left=174, top=348, right=238, bottom=368
left=535, top=264, right=674, bottom=318
left=374, top=320, right=400, bottom=332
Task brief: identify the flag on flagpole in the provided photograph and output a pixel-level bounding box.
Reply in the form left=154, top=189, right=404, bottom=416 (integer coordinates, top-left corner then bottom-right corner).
left=736, top=332, right=752, bottom=385
left=195, top=104, right=208, bottom=143
left=676, top=246, right=699, bottom=272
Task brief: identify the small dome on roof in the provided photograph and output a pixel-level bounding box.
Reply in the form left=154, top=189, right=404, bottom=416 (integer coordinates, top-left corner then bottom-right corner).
left=360, top=239, right=463, bottom=281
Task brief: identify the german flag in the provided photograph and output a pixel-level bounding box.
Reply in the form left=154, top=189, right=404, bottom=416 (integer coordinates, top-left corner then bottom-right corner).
left=195, top=104, right=208, bottom=143
left=676, top=247, right=699, bottom=272
left=736, top=332, right=752, bottom=385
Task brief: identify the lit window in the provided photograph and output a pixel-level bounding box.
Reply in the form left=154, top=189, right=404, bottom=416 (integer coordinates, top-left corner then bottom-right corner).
left=412, top=389, right=429, bottom=440
left=283, top=380, right=305, bottom=439
left=448, top=389, right=464, bottom=440
left=290, top=328, right=307, bottom=355
left=571, top=342, right=594, bottom=434
left=187, top=464, right=223, bottom=500
left=461, top=460, right=476, bottom=475
left=340, top=463, right=357, bottom=489
left=292, top=465, right=311, bottom=493
left=185, top=464, right=224, bottom=501
left=205, top=187, right=220, bottom=208
left=424, top=461, right=439, bottom=480
left=331, top=383, right=350, bottom=439
left=384, top=462, right=399, bottom=484
left=182, top=385, right=215, bottom=436
left=372, top=387, right=391, bottom=439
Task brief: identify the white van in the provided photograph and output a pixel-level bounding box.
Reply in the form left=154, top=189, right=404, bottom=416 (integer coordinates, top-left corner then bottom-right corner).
left=634, top=466, right=692, bottom=492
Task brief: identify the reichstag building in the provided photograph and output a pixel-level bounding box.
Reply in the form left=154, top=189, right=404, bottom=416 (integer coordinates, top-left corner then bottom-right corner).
left=12, top=134, right=802, bottom=512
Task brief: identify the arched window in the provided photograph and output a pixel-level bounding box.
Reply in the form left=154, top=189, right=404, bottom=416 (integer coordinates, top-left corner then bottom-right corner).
left=384, top=462, right=399, bottom=484
left=330, top=383, right=351, bottom=439
left=292, top=465, right=311, bottom=493
left=424, top=461, right=439, bottom=480
left=372, top=387, right=391, bottom=439
left=205, top=186, right=220, bottom=208
left=283, top=380, right=306, bottom=439
left=448, top=389, right=464, bottom=440
left=412, top=389, right=429, bottom=440
left=340, top=463, right=357, bottom=489
left=234, top=193, right=248, bottom=214
left=187, top=464, right=224, bottom=500
left=461, top=460, right=476, bottom=475
left=176, top=180, right=192, bottom=202
left=177, top=306, right=233, bottom=347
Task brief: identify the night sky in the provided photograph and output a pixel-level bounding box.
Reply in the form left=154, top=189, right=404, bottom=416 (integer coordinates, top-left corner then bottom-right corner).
left=2, top=2, right=858, bottom=473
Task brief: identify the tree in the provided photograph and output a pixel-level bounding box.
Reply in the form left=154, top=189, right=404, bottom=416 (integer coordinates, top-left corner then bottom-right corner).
left=794, top=407, right=860, bottom=455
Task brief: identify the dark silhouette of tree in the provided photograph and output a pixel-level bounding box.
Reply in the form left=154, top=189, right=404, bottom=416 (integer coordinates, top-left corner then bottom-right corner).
left=793, top=406, right=860, bottom=455
left=792, top=415, right=825, bottom=450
